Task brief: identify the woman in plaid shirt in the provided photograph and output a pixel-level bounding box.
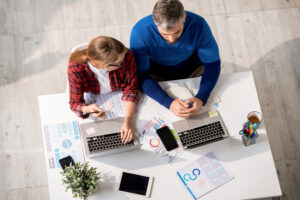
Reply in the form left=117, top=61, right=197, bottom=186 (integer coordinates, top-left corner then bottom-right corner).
left=68, top=36, right=139, bottom=143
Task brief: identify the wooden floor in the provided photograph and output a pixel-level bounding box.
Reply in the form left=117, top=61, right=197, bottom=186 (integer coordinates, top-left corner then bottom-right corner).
left=1, top=0, right=300, bottom=199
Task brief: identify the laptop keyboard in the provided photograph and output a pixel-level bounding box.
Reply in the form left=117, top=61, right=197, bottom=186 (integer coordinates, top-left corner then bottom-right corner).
left=87, top=132, right=134, bottom=153
left=177, top=121, right=226, bottom=149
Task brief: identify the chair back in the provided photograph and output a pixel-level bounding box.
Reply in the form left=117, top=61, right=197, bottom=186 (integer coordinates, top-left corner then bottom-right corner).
left=71, top=42, right=89, bottom=53
left=66, top=42, right=89, bottom=93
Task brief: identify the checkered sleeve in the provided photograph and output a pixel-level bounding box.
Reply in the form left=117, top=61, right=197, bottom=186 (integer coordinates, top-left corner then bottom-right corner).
left=121, top=50, right=140, bottom=103
left=68, top=62, right=89, bottom=119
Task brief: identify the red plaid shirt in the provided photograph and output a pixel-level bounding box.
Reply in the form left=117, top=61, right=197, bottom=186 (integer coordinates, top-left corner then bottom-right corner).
left=68, top=50, right=139, bottom=118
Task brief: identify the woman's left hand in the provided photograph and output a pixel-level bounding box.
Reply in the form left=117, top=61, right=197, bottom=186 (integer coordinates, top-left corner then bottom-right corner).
left=121, top=119, right=134, bottom=144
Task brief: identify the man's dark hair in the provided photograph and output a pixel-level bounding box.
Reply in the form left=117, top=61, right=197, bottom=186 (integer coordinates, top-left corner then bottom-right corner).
left=152, top=0, right=185, bottom=30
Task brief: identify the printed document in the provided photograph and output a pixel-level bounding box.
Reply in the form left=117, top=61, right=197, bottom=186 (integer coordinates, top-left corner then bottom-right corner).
left=84, top=91, right=125, bottom=120
left=42, top=121, right=85, bottom=169
left=176, top=151, right=234, bottom=199
left=138, top=114, right=182, bottom=163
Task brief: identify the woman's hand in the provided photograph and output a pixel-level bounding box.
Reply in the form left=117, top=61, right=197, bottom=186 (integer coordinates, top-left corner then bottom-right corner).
left=82, top=104, right=106, bottom=119
left=121, top=101, right=136, bottom=143
left=121, top=118, right=134, bottom=144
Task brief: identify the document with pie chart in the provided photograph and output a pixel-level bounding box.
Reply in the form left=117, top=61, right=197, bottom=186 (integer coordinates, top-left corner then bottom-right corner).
left=138, top=113, right=182, bottom=163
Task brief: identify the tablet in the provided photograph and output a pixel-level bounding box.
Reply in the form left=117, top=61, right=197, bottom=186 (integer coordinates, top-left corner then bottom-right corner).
left=118, top=171, right=154, bottom=198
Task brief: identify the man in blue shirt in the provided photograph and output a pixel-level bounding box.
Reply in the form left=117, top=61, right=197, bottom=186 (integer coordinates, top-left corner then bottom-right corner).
left=130, top=0, right=220, bottom=118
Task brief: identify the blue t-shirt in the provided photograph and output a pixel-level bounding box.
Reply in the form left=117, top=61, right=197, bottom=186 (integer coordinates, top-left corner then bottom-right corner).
left=130, top=11, right=221, bottom=108
left=130, top=11, right=220, bottom=71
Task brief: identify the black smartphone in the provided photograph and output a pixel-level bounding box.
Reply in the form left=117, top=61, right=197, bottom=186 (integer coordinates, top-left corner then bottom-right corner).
left=59, top=156, right=75, bottom=170
left=156, top=126, right=179, bottom=151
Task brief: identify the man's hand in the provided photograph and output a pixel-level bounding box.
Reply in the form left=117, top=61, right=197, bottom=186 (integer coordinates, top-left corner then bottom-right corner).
left=121, top=119, right=134, bottom=144
left=178, top=97, right=203, bottom=118
left=169, top=99, right=190, bottom=118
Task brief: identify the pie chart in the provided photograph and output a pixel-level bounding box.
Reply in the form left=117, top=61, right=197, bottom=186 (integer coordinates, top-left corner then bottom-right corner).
left=149, top=138, right=160, bottom=148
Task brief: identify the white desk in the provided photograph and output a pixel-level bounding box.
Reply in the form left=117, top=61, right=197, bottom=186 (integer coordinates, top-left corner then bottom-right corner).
left=38, top=71, right=281, bottom=200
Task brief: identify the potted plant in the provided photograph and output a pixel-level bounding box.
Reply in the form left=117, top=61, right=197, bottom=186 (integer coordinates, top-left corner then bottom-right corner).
left=60, top=162, right=101, bottom=200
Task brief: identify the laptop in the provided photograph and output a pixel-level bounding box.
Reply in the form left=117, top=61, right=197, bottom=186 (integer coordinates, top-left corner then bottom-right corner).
left=172, top=111, right=229, bottom=149
left=79, top=117, right=141, bottom=158
left=164, top=84, right=228, bottom=149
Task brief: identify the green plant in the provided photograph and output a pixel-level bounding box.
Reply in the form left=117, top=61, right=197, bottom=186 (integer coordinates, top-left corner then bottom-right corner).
left=60, top=162, right=101, bottom=200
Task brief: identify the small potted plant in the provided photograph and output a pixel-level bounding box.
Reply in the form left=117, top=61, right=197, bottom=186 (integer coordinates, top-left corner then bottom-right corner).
left=60, top=162, right=101, bottom=200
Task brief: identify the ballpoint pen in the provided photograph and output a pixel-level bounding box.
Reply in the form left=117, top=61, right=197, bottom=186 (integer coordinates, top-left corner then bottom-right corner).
left=86, top=110, right=106, bottom=115
left=86, top=111, right=100, bottom=114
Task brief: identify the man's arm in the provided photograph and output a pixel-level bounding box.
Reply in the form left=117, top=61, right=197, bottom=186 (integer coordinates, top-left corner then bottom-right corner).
left=179, top=18, right=221, bottom=117
left=138, top=70, right=174, bottom=108
left=130, top=24, right=174, bottom=109
left=196, top=60, right=221, bottom=105
left=196, top=18, right=221, bottom=105
left=139, top=71, right=191, bottom=117
left=179, top=60, right=220, bottom=117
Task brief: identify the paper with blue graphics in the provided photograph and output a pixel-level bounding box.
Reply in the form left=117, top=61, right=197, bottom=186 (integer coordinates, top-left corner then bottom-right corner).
left=177, top=151, right=234, bottom=199
left=43, top=121, right=85, bottom=169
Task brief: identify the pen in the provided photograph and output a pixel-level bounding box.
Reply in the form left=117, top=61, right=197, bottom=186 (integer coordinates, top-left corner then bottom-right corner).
left=86, top=111, right=100, bottom=114
left=86, top=110, right=106, bottom=115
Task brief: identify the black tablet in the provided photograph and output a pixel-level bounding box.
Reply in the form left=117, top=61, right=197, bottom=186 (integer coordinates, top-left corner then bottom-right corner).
left=118, top=172, right=154, bottom=198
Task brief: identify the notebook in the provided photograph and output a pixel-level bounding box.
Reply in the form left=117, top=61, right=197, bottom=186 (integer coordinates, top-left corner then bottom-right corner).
left=176, top=151, right=234, bottom=199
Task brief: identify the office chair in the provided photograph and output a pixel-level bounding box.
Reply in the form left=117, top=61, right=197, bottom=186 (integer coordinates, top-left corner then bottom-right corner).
left=66, top=42, right=89, bottom=93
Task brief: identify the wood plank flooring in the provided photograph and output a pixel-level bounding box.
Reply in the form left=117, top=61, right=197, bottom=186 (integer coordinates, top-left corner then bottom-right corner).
left=0, top=0, right=299, bottom=199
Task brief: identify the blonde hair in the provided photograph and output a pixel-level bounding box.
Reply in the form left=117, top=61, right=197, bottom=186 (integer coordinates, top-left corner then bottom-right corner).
left=69, top=36, right=126, bottom=64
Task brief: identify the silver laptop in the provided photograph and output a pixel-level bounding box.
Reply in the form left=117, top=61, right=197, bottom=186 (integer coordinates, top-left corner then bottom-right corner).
left=172, top=111, right=229, bottom=149
left=79, top=118, right=141, bottom=158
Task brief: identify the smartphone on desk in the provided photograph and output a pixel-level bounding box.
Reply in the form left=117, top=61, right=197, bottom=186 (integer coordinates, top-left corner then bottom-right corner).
left=59, top=156, right=75, bottom=170
left=156, top=126, right=179, bottom=151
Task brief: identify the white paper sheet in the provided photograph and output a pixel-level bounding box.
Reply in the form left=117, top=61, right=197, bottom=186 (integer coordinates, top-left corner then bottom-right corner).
left=84, top=91, right=125, bottom=120
left=165, top=85, right=193, bottom=100
left=162, top=82, right=222, bottom=114
left=42, top=121, right=85, bottom=169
